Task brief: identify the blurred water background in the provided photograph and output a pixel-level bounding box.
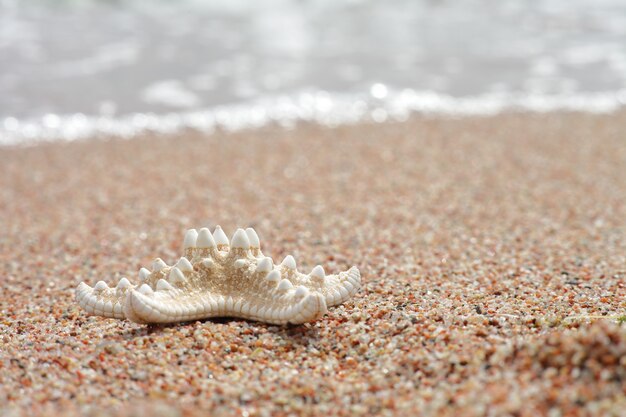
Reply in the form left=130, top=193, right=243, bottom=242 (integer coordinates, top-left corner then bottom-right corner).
left=1, top=0, right=626, bottom=144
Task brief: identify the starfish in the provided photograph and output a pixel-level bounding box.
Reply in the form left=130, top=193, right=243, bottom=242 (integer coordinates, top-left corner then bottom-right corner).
left=75, top=226, right=361, bottom=325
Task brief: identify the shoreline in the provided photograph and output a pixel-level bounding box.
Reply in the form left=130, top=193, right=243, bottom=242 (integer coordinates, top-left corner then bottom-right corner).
left=3, top=89, right=626, bottom=147
left=1, top=111, right=625, bottom=416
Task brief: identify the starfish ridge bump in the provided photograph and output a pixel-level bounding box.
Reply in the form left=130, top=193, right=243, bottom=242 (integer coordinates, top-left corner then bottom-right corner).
left=75, top=226, right=361, bottom=325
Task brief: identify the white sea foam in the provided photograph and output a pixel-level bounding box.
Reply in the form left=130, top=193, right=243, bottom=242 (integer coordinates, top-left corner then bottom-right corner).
left=2, top=89, right=625, bottom=146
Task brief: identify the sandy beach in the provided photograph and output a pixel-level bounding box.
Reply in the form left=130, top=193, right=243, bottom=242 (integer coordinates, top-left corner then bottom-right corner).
left=1, top=112, right=625, bottom=416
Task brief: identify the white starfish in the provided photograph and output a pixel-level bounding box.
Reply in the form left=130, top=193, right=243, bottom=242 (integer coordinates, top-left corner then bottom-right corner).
left=75, top=226, right=361, bottom=325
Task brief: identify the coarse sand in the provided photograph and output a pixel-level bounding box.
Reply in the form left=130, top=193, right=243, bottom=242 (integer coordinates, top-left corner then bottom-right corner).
left=1, top=112, right=625, bottom=416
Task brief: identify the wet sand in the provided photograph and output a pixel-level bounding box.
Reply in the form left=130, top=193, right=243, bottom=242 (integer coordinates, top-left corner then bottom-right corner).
left=1, top=112, right=625, bottom=416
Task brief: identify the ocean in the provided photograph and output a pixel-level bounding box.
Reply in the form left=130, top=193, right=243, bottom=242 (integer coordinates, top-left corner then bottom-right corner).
left=1, top=0, right=625, bottom=145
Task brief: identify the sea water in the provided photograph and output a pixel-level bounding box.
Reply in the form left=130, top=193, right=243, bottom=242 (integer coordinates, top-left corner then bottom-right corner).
left=1, top=0, right=625, bottom=145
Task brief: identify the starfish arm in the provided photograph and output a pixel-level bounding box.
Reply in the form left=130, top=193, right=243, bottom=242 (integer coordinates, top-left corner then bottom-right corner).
left=123, top=285, right=327, bottom=325
left=278, top=262, right=361, bottom=308
left=272, top=253, right=362, bottom=307
left=311, top=266, right=361, bottom=307
left=75, top=278, right=134, bottom=319
left=124, top=287, right=215, bottom=324
left=74, top=257, right=173, bottom=320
